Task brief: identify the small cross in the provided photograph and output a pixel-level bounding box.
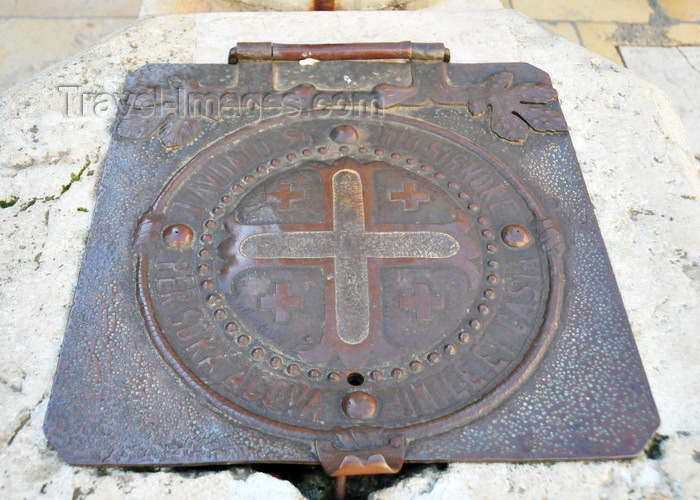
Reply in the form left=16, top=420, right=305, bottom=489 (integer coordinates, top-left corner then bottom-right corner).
left=390, top=182, right=430, bottom=211
left=266, top=183, right=304, bottom=211
left=260, top=283, right=303, bottom=322
left=399, top=283, right=444, bottom=322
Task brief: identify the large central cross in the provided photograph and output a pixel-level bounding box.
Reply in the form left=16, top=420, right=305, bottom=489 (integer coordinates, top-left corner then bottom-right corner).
left=240, top=169, right=460, bottom=345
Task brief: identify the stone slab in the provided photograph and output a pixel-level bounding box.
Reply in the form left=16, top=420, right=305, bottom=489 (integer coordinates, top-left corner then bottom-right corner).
left=576, top=22, right=623, bottom=65
left=1, top=7, right=699, bottom=499
left=0, top=0, right=140, bottom=17
left=140, top=0, right=502, bottom=16
left=540, top=21, right=581, bottom=45
left=0, top=17, right=136, bottom=92
left=668, top=23, right=700, bottom=45
left=620, top=46, right=700, bottom=158
left=657, top=0, right=700, bottom=23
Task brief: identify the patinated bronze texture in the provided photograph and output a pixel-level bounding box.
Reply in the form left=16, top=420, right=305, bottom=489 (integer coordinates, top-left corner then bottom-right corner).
left=45, top=43, right=658, bottom=485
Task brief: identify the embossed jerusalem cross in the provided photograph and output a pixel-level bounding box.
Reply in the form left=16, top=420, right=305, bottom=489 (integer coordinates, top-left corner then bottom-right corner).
left=240, top=168, right=460, bottom=344
left=45, top=43, right=660, bottom=494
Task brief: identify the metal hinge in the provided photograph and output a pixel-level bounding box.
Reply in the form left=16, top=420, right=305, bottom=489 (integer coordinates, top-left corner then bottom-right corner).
left=228, top=42, right=450, bottom=64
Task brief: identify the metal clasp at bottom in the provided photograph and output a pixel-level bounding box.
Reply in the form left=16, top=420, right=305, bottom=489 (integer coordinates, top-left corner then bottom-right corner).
left=316, top=430, right=406, bottom=500
left=316, top=435, right=405, bottom=477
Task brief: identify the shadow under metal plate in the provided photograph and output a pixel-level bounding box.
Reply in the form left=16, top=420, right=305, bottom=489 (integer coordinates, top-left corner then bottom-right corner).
left=45, top=42, right=658, bottom=482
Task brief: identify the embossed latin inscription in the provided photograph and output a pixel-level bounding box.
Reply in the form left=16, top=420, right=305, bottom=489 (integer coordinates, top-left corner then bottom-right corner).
left=136, top=115, right=562, bottom=435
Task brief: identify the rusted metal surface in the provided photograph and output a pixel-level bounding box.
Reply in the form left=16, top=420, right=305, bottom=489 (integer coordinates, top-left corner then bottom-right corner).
left=45, top=43, right=658, bottom=484
left=313, top=0, right=335, bottom=11
left=228, top=42, right=450, bottom=64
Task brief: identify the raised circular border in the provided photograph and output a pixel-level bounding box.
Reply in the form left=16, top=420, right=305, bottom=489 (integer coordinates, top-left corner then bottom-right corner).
left=136, top=111, right=564, bottom=442
left=192, top=148, right=500, bottom=383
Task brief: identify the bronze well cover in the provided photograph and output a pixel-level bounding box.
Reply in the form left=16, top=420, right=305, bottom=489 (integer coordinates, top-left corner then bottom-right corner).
left=45, top=43, right=658, bottom=475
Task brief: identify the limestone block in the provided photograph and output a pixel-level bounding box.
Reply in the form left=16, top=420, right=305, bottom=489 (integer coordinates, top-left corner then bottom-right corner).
left=620, top=46, right=700, bottom=158
left=1, top=7, right=698, bottom=499
left=140, top=0, right=502, bottom=16
left=0, top=17, right=136, bottom=92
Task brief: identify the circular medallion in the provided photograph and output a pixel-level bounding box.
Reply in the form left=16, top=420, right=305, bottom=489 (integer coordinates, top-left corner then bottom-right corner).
left=136, top=113, right=563, bottom=439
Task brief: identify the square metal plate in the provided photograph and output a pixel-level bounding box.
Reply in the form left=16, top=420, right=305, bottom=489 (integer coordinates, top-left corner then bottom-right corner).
left=44, top=43, right=658, bottom=476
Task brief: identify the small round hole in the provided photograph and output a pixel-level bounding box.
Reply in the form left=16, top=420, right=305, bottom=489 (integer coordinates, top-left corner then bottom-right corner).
left=346, top=372, right=364, bottom=386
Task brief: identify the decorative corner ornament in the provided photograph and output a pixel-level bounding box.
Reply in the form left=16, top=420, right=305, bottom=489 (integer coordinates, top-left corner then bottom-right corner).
left=118, top=47, right=567, bottom=148
left=374, top=66, right=567, bottom=142
left=45, top=42, right=658, bottom=498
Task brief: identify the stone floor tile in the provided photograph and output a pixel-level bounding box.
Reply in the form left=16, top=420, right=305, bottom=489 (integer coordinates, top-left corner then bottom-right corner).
left=620, top=46, right=700, bottom=158
left=657, top=0, right=700, bottom=22
left=577, top=22, right=623, bottom=65
left=541, top=21, right=581, bottom=44
left=510, top=0, right=652, bottom=23
left=0, top=17, right=135, bottom=92
left=0, top=0, right=141, bottom=17
left=667, top=23, right=700, bottom=45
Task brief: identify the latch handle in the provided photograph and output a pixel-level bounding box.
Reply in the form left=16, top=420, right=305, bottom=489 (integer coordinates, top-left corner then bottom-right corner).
left=228, top=42, right=450, bottom=64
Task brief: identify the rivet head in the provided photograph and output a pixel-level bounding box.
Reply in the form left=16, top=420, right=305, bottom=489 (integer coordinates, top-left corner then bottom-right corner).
left=163, top=224, right=193, bottom=248
left=502, top=224, right=532, bottom=248
left=390, top=437, right=403, bottom=448
left=330, top=124, right=359, bottom=143
left=341, top=391, right=377, bottom=419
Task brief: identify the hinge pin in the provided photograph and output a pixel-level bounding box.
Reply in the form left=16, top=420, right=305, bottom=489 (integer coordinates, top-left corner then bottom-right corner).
left=228, top=42, right=450, bottom=64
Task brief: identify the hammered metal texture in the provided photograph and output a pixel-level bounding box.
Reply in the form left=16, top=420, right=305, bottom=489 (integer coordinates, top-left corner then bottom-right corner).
left=44, top=55, right=659, bottom=467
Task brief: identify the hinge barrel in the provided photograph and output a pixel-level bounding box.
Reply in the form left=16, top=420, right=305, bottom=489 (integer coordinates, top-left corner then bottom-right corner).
left=228, top=42, right=450, bottom=64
